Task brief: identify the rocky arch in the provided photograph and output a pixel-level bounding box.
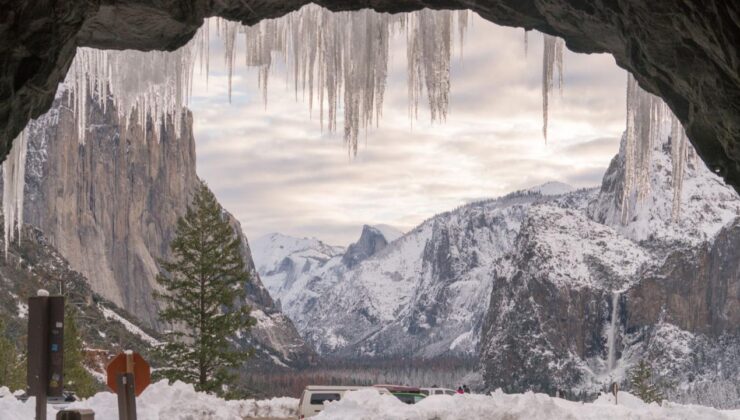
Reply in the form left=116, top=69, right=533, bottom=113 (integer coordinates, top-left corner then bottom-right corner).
left=2, top=0, right=738, bottom=192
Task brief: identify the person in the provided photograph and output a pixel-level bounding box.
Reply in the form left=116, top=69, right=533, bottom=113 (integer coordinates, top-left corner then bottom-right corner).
left=456, top=386, right=464, bottom=394
left=462, top=384, right=470, bottom=394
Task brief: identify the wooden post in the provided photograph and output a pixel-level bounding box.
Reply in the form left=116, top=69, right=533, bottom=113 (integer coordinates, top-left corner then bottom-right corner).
left=125, top=350, right=134, bottom=374
left=116, top=373, right=137, bottom=420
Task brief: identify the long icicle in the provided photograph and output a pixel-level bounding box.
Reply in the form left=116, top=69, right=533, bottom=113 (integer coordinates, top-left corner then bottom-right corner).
left=3, top=129, right=28, bottom=255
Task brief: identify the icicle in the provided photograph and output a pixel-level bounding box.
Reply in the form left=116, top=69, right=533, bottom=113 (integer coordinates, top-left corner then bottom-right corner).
left=3, top=129, right=28, bottom=255
left=670, top=116, right=688, bottom=222
left=620, top=74, right=666, bottom=222
left=524, top=29, right=528, bottom=57
left=57, top=7, right=468, bottom=154
left=542, top=34, right=564, bottom=142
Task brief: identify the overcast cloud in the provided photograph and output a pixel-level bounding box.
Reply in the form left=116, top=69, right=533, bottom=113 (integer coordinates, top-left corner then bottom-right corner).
left=189, top=12, right=627, bottom=246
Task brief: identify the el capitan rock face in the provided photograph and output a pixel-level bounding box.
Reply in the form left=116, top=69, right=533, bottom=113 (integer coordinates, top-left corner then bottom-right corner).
left=17, top=90, right=314, bottom=367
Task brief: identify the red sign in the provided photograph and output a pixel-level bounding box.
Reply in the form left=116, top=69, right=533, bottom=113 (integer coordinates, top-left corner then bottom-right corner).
left=106, top=352, right=151, bottom=396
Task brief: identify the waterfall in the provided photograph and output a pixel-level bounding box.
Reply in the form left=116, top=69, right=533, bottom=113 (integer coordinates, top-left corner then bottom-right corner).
left=606, top=291, right=621, bottom=371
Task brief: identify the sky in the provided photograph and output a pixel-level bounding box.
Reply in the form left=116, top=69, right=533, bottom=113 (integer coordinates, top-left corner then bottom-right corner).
left=188, top=11, right=628, bottom=246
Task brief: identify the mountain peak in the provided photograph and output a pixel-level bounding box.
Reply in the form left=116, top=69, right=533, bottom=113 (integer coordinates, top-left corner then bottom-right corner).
left=527, top=181, right=574, bottom=196
left=342, top=225, right=392, bottom=268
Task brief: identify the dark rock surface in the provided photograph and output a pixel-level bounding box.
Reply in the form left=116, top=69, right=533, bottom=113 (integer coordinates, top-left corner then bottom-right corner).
left=1, top=1, right=739, bottom=192
left=626, top=220, right=740, bottom=338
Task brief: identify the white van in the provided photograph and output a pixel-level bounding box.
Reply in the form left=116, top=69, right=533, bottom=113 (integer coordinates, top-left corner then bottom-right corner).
left=298, top=385, right=389, bottom=418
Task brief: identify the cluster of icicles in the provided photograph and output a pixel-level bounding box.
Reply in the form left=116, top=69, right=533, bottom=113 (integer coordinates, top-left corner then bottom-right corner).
left=2, top=5, right=691, bottom=253
left=620, top=74, right=693, bottom=225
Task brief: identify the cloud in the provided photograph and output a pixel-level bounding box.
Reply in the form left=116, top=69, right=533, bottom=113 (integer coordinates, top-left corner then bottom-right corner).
left=188, top=13, right=627, bottom=246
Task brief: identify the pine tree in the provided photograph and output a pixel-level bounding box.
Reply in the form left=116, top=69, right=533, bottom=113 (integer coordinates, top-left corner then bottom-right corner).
left=0, top=319, right=25, bottom=390
left=154, top=182, right=254, bottom=395
left=63, top=307, right=98, bottom=398
left=629, top=359, right=664, bottom=403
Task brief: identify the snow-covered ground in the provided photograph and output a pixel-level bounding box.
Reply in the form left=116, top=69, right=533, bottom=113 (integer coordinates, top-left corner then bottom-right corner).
left=315, top=388, right=740, bottom=420
left=0, top=381, right=297, bottom=420
left=2, top=382, right=738, bottom=419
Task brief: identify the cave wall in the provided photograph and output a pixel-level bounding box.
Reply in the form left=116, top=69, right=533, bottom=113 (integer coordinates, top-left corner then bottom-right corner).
left=2, top=0, right=739, bottom=192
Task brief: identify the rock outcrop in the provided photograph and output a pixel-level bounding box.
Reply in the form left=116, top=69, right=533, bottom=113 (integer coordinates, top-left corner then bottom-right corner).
left=341, top=225, right=390, bottom=268
left=18, top=89, right=314, bottom=367
left=3, top=1, right=739, bottom=192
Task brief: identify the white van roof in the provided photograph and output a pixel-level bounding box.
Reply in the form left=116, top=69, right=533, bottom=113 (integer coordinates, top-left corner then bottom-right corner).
left=304, top=385, right=388, bottom=394
left=304, top=385, right=372, bottom=391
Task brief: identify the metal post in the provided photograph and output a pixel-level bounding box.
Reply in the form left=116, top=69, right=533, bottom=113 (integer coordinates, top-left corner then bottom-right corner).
left=116, top=373, right=137, bottom=420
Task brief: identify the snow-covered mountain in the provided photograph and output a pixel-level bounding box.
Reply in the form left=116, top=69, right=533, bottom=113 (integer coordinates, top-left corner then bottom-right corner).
left=254, top=125, right=739, bottom=406
left=481, top=130, right=740, bottom=405
left=252, top=191, right=592, bottom=357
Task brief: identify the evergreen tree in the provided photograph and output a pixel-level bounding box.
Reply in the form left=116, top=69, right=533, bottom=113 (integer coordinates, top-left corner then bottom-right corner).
left=629, top=359, right=664, bottom=403
left=63, top=307, right=98, bottom=397
left=154, top=182, right=254, bottom=395
left=0, top=319, right=25, bottom=390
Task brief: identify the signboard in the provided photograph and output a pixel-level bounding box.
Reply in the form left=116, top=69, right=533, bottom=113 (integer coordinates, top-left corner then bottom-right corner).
left=106, top=352, right=151, bottom=397
left=27, top=295, right=65, bottom=397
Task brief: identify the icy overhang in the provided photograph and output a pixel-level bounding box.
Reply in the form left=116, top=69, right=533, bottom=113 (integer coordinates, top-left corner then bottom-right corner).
left=1, top=0, right=739, bottom=193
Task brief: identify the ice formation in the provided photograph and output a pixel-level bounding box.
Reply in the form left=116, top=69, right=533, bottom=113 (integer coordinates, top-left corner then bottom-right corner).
left=4, top=6, right=696, bottom=249
left=2, top=129, right=28, bottom=254
left=620, top=74, right=689, bottom=224
left=66, top=44, right=197, bottom=144
left=670, top=117, right=689, bottom=221
left=541, top=34, right=564, bottom=141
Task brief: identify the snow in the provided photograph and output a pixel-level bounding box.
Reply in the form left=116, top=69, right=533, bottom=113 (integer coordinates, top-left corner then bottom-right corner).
left=16, top=300, right=28, bottom=319
left=12, top=385, right=738, bottom=419
left=99, top=305, right=161, bottom=347
left=0, top=380, right=298, bottom=420
left=314, top=388, right=740, bottom=419
left=2, top=381, right=736, bottom=420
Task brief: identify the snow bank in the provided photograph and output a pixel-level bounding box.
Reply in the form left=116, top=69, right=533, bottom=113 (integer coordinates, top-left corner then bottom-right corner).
left=315, top=388, right=740, bottom=420
left=4, top=382, right=738, bottom=419
left=0, top=380, right=298, bottom=420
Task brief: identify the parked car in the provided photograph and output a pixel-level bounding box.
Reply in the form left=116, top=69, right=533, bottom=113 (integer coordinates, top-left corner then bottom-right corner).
left=298, top=385, right=390, bottom=419
left=392, top=392, right=427, bottom=404
left=374, top=384, right=427, bottom=404
left=420, top=387, right=456, bottom=396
